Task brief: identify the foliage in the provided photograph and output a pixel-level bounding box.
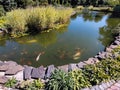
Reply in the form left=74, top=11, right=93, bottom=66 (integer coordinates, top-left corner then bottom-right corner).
left=18, top=79, right=44, bottom=90
left=0, top=5, right=5, bottom=16
left=83, top=64, right=110, bottom=85
left=105, top=0, right=120, bottom=6
left=0, top=17, right=7, bottom=28
left=46, top=69, right=74, bottom=90
left=47, top=56, right=120, bottom=90
left=69, top=70, right=91, bottom=89
left=6, top=9, right=27, bottom=37
left=5, top=6, right=73, bottom=37
left=5, top=78, right=17, bottom=88
left=112, top=5, right=120, bottom=17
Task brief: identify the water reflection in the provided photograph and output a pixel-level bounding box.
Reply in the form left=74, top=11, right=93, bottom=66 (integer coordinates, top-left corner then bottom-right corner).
left=99, top=15, right=120, bottom=46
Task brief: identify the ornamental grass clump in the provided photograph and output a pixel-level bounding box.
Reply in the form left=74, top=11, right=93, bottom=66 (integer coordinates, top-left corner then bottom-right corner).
left=6, top=9, right=27, bottom=37
left=5, top=6, right=73, bottom=37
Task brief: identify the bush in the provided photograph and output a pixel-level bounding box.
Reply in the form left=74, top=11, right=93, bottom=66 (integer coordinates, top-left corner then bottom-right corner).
left=18, top=79, right=44, bottom=90
left=69, top=70, right=91, bottom=89
left=5, top=78, right=17, bottom=88
left=46, top=69, right=74, bottom=90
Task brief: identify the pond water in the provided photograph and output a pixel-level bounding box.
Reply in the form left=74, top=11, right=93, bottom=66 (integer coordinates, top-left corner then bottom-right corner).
left=0, top=11, right=119, bottom=67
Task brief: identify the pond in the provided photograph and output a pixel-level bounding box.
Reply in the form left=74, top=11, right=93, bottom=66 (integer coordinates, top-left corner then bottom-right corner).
left=0, top=11, right=119, bottom=67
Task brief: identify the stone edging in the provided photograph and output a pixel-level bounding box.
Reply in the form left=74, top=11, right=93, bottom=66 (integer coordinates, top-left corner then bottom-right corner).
left=0, top=27, right=120, bottom=89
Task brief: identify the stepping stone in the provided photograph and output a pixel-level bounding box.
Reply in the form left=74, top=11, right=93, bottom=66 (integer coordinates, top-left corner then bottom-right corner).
left=77, top=62, right=86, bottom=68
left=68, top=63, right=78, bottom=71
left=57, top=65, right=68, bottom=72
left=23, top=66, right=33, bottom=80
left=5, top=65, right=24, bottom=75
left=31, top=66, right=45, bottom=79
left=45, top=65, right=55, bottom=78
left=0, top=76, right=8, bottom=84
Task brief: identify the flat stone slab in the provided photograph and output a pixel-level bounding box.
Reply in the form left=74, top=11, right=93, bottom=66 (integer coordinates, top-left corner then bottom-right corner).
left=0, top=61, right=17, bottom=71
left=45, top=65, right=55, bottom=78
left=77, top=62, right=86, bottom=68
left=31, top=66, right=45, bottom=79
left=5, top=65, right=24, bottom=75
left=0, top=72, right=5, bottom=76
left=14, top=70, right=23, bottom=81
left=57, top=65, right=68, bottom=72
left=23, top=66, right=33, bottom=80
left=0, top=76, right=8, bottom=84
left=68, top=63, right=78, bottom=71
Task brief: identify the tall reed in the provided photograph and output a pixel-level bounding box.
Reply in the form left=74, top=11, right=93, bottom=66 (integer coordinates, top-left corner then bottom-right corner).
left=5, top=6, right=73, bottom=37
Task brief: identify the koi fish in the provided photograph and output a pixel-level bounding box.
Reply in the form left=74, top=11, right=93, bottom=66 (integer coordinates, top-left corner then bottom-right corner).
left=36, top=51, right=45, bottom=61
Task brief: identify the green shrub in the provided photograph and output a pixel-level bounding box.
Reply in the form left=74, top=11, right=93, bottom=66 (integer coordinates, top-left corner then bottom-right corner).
left=69, top=70, right=91, bottom=90
left=5, top=78, right=17, bottom=88
left=18, top=79, right=44, bottom=90
left=83, top=64, right=110, bottom=85
left=46, top=69, right=74, bottom=90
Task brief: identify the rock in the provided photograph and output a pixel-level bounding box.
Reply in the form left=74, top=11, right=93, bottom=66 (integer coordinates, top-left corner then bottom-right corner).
left=5, top=65, right=24, bottom=75
left=0, top=61, right=17, bottom=71
left=109, top=45, right=117, bottom=49
left=31, top=66, right=45, bottom=79
left=113, top=40, right=120, bottom=45
left=106, top=47, right=112, bottom=52
left=68, top=63, right=78, bottom=71
left=0, top=72, right=5, bottom=76
left=0, top=61, right=3, bottom=66
left=0, top=76, right=8, bottom=84
left=97, top=52, right=106, bottom=60
left=5, top=61, right=17, bottom=66
left=77, top=62, right=86, bottom=68
left=57, top=65, right=68, bottom=72
left=84, top=58, right=95, bottom=64
left=45, top=65, right=55, bottom=79
left=14, top=70, right=23, bottom=81
left=23, top=66, right=33, bottom=80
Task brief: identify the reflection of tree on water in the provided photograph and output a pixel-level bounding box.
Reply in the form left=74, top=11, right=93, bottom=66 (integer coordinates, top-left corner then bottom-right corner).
left=99, top=27, right=114, bottom=46
left=99, top=15, right=120, bottom=46
left=82, top=11, right=103, bottom=22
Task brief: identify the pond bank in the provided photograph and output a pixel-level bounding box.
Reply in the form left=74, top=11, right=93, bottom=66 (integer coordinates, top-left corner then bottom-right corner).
left=0, top=24, right=120, bottom=89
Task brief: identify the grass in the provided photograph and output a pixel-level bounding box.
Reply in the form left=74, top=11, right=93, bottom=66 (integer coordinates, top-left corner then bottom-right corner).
left=4, top=6, right=73, bottom=37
